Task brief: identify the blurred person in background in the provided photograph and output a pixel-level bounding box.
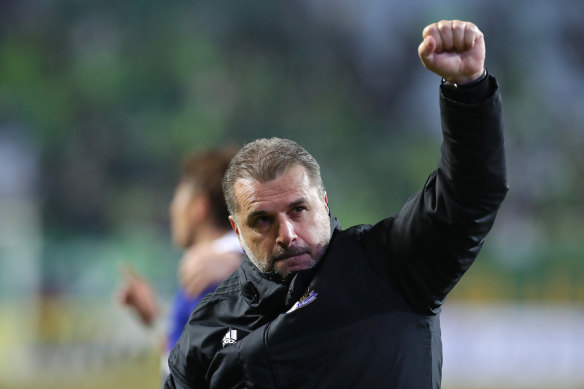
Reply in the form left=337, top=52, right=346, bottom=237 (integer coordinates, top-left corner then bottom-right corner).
left=118, top=147, right=243, bottom=382
left=164, top=20, right=507, bottom=389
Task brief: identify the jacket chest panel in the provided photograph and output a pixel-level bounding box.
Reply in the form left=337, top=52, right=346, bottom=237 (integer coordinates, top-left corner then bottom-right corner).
left=236, top=236, right=436, bottom=388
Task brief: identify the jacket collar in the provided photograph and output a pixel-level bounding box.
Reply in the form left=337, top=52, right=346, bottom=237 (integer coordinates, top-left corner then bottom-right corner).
left=238, top=213, right=342, bottom=314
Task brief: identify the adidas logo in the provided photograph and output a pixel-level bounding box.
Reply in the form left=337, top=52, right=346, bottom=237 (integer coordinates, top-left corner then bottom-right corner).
left=221, top=329, right=238, bottom=347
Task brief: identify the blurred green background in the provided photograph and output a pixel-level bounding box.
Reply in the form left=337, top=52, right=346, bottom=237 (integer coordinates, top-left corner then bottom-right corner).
left=1, top=0, right=583, bottom=388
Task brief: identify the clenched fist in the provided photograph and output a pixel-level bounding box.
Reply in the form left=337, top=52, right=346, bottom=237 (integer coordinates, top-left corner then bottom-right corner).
left=418, top=20, right=485, bottom=85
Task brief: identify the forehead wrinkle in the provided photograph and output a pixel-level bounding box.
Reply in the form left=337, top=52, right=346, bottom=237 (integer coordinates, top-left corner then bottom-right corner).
left=243, top=191, right=308, bottom=217
left=234, top=169, right=314, bottom=219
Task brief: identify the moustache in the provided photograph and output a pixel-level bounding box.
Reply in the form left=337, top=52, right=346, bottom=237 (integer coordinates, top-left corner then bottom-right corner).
left=271, top=245, right=311, bottom=262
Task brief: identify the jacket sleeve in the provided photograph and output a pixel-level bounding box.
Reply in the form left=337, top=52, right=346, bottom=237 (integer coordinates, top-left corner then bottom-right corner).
left=164, top=329, right=210, bottom=389
left=164, top=373, right=190, bottom=389
left=363, top=74, right=508, bottom=314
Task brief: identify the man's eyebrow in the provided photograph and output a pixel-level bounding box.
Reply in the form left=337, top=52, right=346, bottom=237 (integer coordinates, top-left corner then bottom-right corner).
left=289, top=198, right=307, bottom=208
left=246, top=198, right=308, bottom=220
left=247, top=209, right=268, bottom=220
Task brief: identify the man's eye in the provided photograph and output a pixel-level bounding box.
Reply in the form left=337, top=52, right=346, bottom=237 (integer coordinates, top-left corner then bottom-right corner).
left=255, top=216, right=271, bottom=225
left=292, top=206, right=306, bottom=215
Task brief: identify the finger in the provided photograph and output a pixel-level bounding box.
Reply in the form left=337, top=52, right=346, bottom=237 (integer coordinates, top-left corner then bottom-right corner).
left=422, top=23, right=442, bottom=53
left=437, top=20, right=454, bottom=51
left=116, top=286, right=131, bottom=305
left=452, top=20, right=466, bottom=51
left=464, top=22, right=482, bottom=50
left=418, top=35, right=435, bottom=61
left=418, top=36, right=437, bottom=69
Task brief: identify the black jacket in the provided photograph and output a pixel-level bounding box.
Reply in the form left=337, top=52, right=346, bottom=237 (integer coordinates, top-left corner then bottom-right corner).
left=165, top=74, right=508, bottom=389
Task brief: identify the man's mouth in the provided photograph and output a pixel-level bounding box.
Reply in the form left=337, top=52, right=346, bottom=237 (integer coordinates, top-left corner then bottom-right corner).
left=273, top=248, right=310, bottom=262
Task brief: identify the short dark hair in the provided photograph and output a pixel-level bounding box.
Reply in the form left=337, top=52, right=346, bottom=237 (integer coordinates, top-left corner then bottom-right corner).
left=222, top=138, right=325, bottom=218
left=180, top=147, right=238, bottom=230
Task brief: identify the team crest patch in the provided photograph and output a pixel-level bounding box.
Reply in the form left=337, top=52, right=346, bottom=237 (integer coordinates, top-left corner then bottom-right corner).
left=286, top=289, right=318, bottom=313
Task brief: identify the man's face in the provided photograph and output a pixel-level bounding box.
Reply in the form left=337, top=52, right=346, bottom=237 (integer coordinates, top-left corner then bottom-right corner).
left=229, top=165, right=331, bottom=277
left=170, top=182, right=208, bottom=249
left=170, top=182, right=194, bottom=248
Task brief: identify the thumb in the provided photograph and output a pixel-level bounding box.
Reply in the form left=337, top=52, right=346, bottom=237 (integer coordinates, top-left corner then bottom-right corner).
left=418, top=36, right=436, bottom=66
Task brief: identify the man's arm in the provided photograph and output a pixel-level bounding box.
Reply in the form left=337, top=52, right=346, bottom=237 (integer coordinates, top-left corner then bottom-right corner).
left=364, top=21, right=507, bottom=313
left=179, top=244, right=242, bottom=298
left=164, top=343, right=209, bottom=389
left=164, top=374, right=183, bottom=389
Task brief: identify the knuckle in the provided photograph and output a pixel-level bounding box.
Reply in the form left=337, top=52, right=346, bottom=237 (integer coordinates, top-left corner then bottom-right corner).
left=469, top=23, right=480, bottom=34
left=437, top=20, right=449, bottom=31
left=424, top=24, right=437, bottom=35
left=452, top=20, right=465, bottom=31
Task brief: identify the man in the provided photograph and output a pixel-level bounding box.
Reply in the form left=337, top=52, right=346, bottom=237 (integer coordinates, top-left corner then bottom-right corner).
left=119, top=148, right=242, bottom=379
left=165, top=20, right=508, bottom=388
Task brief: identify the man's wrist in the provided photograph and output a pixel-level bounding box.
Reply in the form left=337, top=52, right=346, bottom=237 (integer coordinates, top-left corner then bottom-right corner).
left=441, top=69, right=488, bottom=89
left=440, top=69, right=495, bottom=104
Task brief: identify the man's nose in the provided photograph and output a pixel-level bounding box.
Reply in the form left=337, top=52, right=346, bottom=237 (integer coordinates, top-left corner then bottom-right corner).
left=276, top=217, right=297, bottom=247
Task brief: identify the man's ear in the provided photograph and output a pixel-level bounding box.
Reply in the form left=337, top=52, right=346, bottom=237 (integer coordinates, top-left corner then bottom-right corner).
left=323, top=192, right=329, bottom=213
left=228, top=215, right=240, bottom=238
